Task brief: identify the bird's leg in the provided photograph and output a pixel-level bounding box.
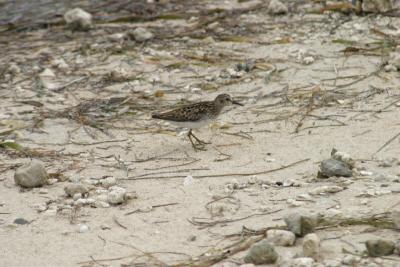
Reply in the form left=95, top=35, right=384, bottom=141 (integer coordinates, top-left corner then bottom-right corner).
left=188, top=130, right=206, bottom=151
left=189, top=130, right=211, bottom=145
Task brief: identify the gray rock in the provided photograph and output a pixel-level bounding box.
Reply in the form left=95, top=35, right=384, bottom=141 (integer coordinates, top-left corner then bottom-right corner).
left=267, top=0, right=288, bottom=15
left=100, top=177, right=117, bottom=188
left=131, top=27, right=154, bottom=42
left=266, top=229, right=296, bottom=246
left=14, top=218, right=30, bottom=225
left=64, top=8, right=93, bottom=31
left=302, top=233, right=320, bottom=260
left=64, top=183, right=88, bottom=197
left=322, top=259, right=341, bottom=267
left=284, top=212, right=318, bottom=237
left=366, top=239, right=395, bottom=257
left=14, top=160, right=48, bottom=188
left=244, top=239, right=278, bottom=264
left=320, top=159, right=352, bottom=178
left=107, top=186, right=127, bottom=205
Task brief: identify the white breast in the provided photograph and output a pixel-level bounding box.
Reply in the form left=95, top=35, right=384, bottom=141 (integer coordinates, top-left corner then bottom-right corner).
left=169, top=118, right=212, bottom=129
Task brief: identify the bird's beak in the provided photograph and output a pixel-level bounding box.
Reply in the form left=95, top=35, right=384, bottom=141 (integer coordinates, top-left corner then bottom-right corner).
left=232, top=100, right=243, bottom=106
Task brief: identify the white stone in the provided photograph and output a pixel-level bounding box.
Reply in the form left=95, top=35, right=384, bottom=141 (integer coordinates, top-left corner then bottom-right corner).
left=100, top=177, right=117, bottom=188
left=303, top=233, right=320, bottom=260
left=267, top=0, right=288, bottom=15
left=64, top=183, right=88, bottom=197
left=78, top=224, right=89, bottom=233
left=360, top=170, right=373, bottom=176
left=64, top=8, right=93, bottom=30
left=40, top=68, right=55, bottom=77
left=52, top=59, right=69, bottom=70
left=266, top=229, right=296, bottom=246
left=72, top=193, right=82, bottom=201
left=342, top=255, right=361, bottom=265
left=131, top=27, right=154, bottom=42
left=94, top=201, right=110, bottom=208
left=107, top=186, right=126, bottom=204
left=302, top=56, right=314, bottom=65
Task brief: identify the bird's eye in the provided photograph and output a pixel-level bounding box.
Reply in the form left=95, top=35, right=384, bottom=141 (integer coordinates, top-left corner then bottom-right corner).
left=225, top=98, right=229, bottom=101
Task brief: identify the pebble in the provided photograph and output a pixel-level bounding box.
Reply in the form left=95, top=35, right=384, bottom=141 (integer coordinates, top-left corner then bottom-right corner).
left=392, top=209, right=400, bottom=229
left=14, top=218, right=30, bottom=225
left=362, top=0, right=393, bottom=13
left=73, top=193, right=82, bottom=201
left=107, top=186, right=127, bottom=205
left=64, top=183, right=88, bottom=197
left=64, top=8, right=93, bottom=31
left=302, top=233, right=320, bottom=260
left=52, top=58, right=69, bottom=70
left=75, top=198, right=95, bottom=206
left=341, top=255, right=361, bottom=265
left=39, top=188, right=48, bottom=194
left=266, top=229, right=296, bottom=246
left=100, top=177, right=117, bottom=188
left=78, top=224, right=89, bottom=233
left=130, top=27, right=154, bottom=42
left=320, top=159, right=352, bottom=178
left=309, top=185, right=344, bottom=195
left=267, top=0, right=288, bottom=15
left=322, top=259, right=341, bottom=267
left=279, top=257, right=314, bottom=267
left=365, top=239, right=395, bottom=257
left=360, top=170, right=373, bottom=176
left=244, top=239, right=278, bottom=264
left=284, top=212, right=318, bottom=237
left=14, top=160, right=48, bottom=188
left=94, top=201, right=110, bottom=208
left=108, top=33, right=126, bottom=42
left=302, top=56, right=314, bottom=65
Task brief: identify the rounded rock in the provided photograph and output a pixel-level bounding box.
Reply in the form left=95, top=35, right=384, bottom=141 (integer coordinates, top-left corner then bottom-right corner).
left=244, top=239, right=278, bottom=264
left=366, top=239, right=395, bottom=257
left=64, top=8, right=93, bottom=31
left=107, top=186, right=127, bottom=205
left=267, top=0, right=288, bottom=15
left=284, top=212, right=318, bottom=237
left=320, top=159, right=352, bottom=178
left=266, top=229, right=296, bottom=246
left=302, top=233, right=320, bottom=260
left=64, top=183, right=88, bottom=197
left=130, top=27, right=154, bottom=42
left=14, top=160, right=48, bottom=188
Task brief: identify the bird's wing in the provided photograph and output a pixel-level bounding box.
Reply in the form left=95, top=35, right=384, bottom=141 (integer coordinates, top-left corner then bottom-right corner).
left=152, top=102, right=214, bottom=122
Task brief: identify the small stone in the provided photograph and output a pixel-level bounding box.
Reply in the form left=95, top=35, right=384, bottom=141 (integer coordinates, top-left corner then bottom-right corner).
left=72, top=193, right=82, bottom=201
left=78, top=224, right=89, bottom=233
left=47, top=178, right=58, bottom=185
left=64, top=183, right=88, bottom=197
left=267, top=0, right=288, bottom=15
left=366, top=239, right=395, bottom=257
left=284, top=212, right=318, bottom=237
left=94, top=201, right=110, bottom=208
left=130, top=27, right=154, bottom=42
left=302, top=56, right=314, bottom=65
left=64, top=8, right=93, bottom=31
left=320, top=159, right=352, bottom=178
left=14, top=160, right=48, bottom=188
left=362, top=0, right=393, bottom=13
left=302, top=233, right=320, bottom=260
left=342, top=255, right=361, bottom=265
left=14, top=218, right=30, bottom=225
left=244, top=239, right=278, bottom=264
left=393, top=209, right=400, bottom=229
left=100, top=177, right=117, bottom=188
left=360, top=170, right=373, bottom=176
left=108, top=33, right=126, bottom=42
left=331, top=150, right=355, bottom=167
left=280, top=257, right=314, bottom=267
left=43, top=209, right=57, bottom=217
left=266, top=229, right=296, bottom=246
left=107, top=186, right=127, bottom=205
left=52, top=58, right=69, bottom=70
left=309, top=185, right=344, bottom=195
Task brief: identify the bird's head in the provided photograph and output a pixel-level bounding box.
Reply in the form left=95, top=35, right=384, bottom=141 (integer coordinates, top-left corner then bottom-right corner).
left=214, top=94, right=243, bottom=107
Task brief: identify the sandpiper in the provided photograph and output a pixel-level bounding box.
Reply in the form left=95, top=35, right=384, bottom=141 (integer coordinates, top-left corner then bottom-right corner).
left=152, top=94, right=243, bottom=150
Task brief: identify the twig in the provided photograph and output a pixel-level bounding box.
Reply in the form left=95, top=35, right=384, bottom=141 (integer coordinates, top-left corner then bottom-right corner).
left=188, top=209, right=283, bottom=229
left=123, top=158, right=309, bottom=181
left=374, top=130, right=400, bottom=154
left=113, top=215, right=128, bottom=230
left=125, top=202, right=179, bottom=216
